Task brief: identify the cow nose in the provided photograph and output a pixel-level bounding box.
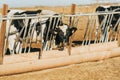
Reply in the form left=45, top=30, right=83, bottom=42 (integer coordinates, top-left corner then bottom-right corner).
left=63, top=37, right=66, bottom=43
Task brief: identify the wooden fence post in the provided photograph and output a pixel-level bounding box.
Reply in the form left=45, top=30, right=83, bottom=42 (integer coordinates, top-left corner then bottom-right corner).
left=0, top=4, right=8, bottom=64
left=118, top=24, right=120, bottom=46
left=71, top=4, right=76, bottom=15
left=68, top=4, right=76, bottom=55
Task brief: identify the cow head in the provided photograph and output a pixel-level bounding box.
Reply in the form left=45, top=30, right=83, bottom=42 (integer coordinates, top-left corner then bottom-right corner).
left=11, top=12, right=25, bottom=32
left=51, top=24, right=77, bottom=50
left=96, top=6, right=120, bottom=42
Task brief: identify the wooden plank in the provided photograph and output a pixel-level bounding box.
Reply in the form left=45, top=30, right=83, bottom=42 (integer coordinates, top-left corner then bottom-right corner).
left=71, top=4, right=76, bottom=15
left=68, top=4, right=76, bottom=55
left=0, top=41, right=120, bottom=76
left=118, top=23, right=120, bottom=46
left=0, top=4, right=8, bottom=64
left=3, top=41, right=118, bottom=64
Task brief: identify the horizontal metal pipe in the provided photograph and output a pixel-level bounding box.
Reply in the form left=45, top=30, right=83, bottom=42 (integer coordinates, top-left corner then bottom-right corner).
left=0, top=11, right=120, bottom=20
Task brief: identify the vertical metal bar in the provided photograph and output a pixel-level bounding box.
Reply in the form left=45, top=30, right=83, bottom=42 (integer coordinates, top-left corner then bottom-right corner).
left=38, top=16, right=43, bottom=59
left=28, top=23, right=35, bottom=53
left=114, top=32, right=118, bottom=41
left=88, top=16, right=96, bottom=45
left=94, top=15, right=100, bottom=43
left=82, top=16, right=90, bottom=45
left=48, top=16, right=57, bottom=50
left=112, top=19, right=120, bottom=41
left=43, top=16, right=52, bottom=51
left=24, top=18, right=34, bottom=53
left=23, top=15, right=29, bottom=53
left=88, top=16, right=93, bottom=45
left=99, top=14, right=108, bottom=43
left=97, top=17, right=104, bottom=43
left=85, top=15, right=92, bottom=45
left=112, top=18, right=120, bottom=41
left=49, top=16, right=61, bottom=50
left=105, top=14, right=113, bottom=42
left=74, top=16, right=80, bottom=28
left=4, top=18, right=12, bottom=55
left=14, top=25, right=25, bottom=54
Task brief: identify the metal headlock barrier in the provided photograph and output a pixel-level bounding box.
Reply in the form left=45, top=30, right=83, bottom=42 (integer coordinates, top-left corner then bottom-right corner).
left=0, top=11, right=120, bottom=56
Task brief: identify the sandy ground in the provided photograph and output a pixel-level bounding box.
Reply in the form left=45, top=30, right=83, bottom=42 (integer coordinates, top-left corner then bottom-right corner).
left=0, top=56, right=120, bottom=80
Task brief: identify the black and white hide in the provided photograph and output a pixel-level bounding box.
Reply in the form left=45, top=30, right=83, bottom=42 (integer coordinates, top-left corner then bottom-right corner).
left=96, top=6, right=120, bottom=42
left=6, top=9, right=47, bottom=54
left=5, top=9, right=77, bottom=54
left=42, top=14, right=77, bottom=51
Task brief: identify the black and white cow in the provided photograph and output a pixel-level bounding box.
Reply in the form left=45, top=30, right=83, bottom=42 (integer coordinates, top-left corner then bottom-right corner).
left=96, top=6, right=120, bottom=42
left=42, top=14, right=77, bottom=50
left=6, top=9, right=43, bottom=54
left=6, top=9, right=77, bottom=54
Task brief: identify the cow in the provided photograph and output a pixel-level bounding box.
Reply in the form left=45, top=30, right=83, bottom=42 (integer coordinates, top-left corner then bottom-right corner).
left=96, top=5, right=120, bottom=42
left=5, top=9, right=43, bottom=54
left=42, top=14, right=77, bottom=51
left=5, top=9, right=77, bottom=54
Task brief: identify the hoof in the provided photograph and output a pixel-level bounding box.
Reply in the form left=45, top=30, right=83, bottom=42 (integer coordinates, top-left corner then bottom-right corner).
left=58, top=47, right=64, bottom=51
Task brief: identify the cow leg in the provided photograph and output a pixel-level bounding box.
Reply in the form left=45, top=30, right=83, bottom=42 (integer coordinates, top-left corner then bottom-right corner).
left=8, top=34, right=16, bottom=54
left=58, top=42, right=64, bottom=51
left=101, top=31, right=108, bottom=42
left=42, top=41, right=49, bottom=51
left=15, top=42, right=22, bottom=54
left=104, top=31, right=109, bottom=42
left=52, top=40, right=57, bottom=49
left=103, top=26, right=110, bottom=42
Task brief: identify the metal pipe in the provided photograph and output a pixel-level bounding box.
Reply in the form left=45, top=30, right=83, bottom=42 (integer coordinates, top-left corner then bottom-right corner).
left=0, top=11, right=120, bottom=21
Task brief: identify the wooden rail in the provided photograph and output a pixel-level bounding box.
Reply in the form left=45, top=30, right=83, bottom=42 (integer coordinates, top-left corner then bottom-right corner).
left=68, top=4, right=76, bottom=55
left=0, top=4, right=8, bottom=64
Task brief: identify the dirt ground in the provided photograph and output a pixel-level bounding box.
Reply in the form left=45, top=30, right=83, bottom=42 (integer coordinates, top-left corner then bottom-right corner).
left=0, top=56, right=120, bottom=80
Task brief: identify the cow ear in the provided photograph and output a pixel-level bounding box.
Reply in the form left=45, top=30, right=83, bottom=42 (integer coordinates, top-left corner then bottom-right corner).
left=37, top=10, right=42, bottom=13
left=8, top=10, right=10, bottom=13
left=70, top=27, right=77, bottom=34
left=54, top=31, right=58, bottom=35
left=71, top=27, right=77, bottom=31
left=50, top=29, right=58, bottom=35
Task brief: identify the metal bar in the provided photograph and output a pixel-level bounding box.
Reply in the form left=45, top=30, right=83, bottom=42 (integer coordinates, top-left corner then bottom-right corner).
left=82, top=16, right=91, bottom=45
left=38, top=16, right=43, bottom=59
left=47, top=16, right=57, bottom=50
left=49, top=16, right=61, bottom=50
left=43, top=16, right=52, bottom=51
left=102, top=14, right=111, bottom=43
left=28, top=22, right=36, bottom=53
left=23, top=15, right=29, bottom=53
left=4, top=19, right=12, bottom=55
left=94, top=15, right=99, bottom=43
left=85, top=16, right=93, bottom=45
left=0, top=11, right=120, bottom=21
left=88, top=16, right=96, bottom=45
left=98, top=14, right=108, bottom=43
left=24, top=19, right=35, bottom=53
